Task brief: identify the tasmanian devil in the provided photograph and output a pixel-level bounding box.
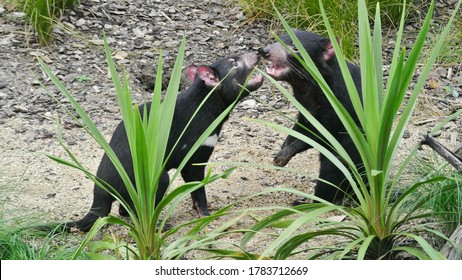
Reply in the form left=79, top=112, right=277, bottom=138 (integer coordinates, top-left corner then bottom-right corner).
left=259, top=30, right=363, bottom=203
left=67, top=52, right=263, bottom=232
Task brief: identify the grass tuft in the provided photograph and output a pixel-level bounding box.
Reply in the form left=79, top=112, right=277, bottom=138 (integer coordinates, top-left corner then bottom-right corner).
left=10, top=0, right=78, bottom=44
left=238, top=0, right=423, bottom=59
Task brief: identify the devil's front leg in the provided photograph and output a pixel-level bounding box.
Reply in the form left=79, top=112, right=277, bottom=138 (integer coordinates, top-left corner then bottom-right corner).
left=274, top=113, right=315, bottom=167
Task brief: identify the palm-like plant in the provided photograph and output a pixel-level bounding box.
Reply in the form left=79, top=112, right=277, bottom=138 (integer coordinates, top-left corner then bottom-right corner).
left=240, top=0, right=462, bottom=259
left=40, top=36, right=240, bottom=259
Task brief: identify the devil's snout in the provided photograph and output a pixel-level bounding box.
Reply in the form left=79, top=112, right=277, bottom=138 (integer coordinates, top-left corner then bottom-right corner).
left=258, top=47, right=270, bottom=58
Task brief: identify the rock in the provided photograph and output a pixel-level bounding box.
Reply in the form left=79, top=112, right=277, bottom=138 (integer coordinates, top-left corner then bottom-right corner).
left=89, top=39, right=105, bottom=46
left=164, top=41, right=179, bottom=48
left=132, top=27, right=145, bottom=37
left=6, top=12, right=26, bottom=22
left=113, top=50, right=128, bottom=60
left=0, top=34, right=14, bottom=45
left=13, top=105, right=28, bottom=113
left=75, top=18, right=86, bottom=27
left=435, top=68, right=447, bottom=78
left=89, top=37, right=116, bottom=45
left=241, top=99, right=258, bottom=109
left=62, top=22, right=76, bottom=30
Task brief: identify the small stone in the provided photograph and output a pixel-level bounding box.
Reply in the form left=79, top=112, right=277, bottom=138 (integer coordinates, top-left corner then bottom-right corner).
left=75, top=18, right=86, bottom=27
left=62, top=22, right=76, bottom=30
left=13, top=105, right=28, bottom=113
left=9, top=12, right=26, bottom=20
left=164, top=41, right=179, bottom=48
left=241, top=99, right=257, bottom=109
left=89, top=38, right=115, bottom=45
left=148, top=9, right=157, bottom=17
left=0, top=34, right=13, bottom=45
left=113, top=50, right=128, bottom=60
left=109, top=10, right=125, bottom=15
left=29, top=50, right=44, bottom=57
left=40, top=55, right=53, bottom=64
left=435, top=68, right=447, bottom=78
left=46, top=193, right=56, bottom=199
left=43, top=112, right=53, bottom=119
left=133, top=27, right=145, bottom=37
left=89, top=39, right=104, bottom=46
left=229, top=46, right=238, bottom=53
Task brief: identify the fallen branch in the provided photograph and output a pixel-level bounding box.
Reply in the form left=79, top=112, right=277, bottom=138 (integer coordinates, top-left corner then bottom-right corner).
left=441, top=225, right=462, bottom=260
left=420, top=134, right=462, bottom=172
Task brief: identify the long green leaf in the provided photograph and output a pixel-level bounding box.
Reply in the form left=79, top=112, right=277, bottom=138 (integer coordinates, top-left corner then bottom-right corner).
left=72, top=216, right=134, bottom=260
left=357, top=0, right=380, bottom=153
left=259, top=205, right=341, bottom=259
left=372, top=2, right=383, bottom=109
left=147, top=49, right=165, bottom=197
left=400, top=234, right=446, bottom=260
left=255, top=67, right=365, bottom=196
left=157, top=35, right=186, bottom=171
left=387, top=0, right=461, bottom=174
left=356, top=235, right=377, bottom=260
left=157, top=168, right=236, bottom=231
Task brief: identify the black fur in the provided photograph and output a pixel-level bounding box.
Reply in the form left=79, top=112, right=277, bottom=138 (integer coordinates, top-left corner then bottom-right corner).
left=259, top=30, right=363, bottom=203
left=67, top=53, right=263, bottom=231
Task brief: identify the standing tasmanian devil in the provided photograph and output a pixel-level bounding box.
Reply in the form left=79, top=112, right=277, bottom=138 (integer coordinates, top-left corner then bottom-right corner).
left=259, top=30, right=363, bottom=203
left=67, top=52, right=263, bottom=232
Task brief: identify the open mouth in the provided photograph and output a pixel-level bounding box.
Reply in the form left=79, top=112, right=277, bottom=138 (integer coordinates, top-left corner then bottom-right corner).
left=246, top=71, right=264, bottom=91
left=266, top=61, right=289, bottom=79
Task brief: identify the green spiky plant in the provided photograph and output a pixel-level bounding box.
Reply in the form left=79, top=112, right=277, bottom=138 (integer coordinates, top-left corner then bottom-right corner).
left=38, top=36, right=246, bottom=260
left=236, top=0, right=462, bottom=259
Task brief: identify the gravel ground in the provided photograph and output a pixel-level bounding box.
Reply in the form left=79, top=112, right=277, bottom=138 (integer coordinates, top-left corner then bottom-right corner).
left=0, top=0, right=461, bottom=258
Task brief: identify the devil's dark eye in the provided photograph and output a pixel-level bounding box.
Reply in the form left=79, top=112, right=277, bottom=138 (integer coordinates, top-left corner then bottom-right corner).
left=291, top=44, right=298, bottom=52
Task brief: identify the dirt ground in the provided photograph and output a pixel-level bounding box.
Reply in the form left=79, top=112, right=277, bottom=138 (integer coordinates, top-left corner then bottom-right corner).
left=0, top=0, right=461, bottom=258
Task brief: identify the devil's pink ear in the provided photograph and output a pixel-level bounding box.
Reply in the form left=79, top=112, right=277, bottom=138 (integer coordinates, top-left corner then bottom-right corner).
left=321, top=39, right=335, bottom=61
left=187, top=65, right=218, bottom=87
left=187, top=64, right=198, bottom=82
left=196, top=66, right=219, bottom=87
